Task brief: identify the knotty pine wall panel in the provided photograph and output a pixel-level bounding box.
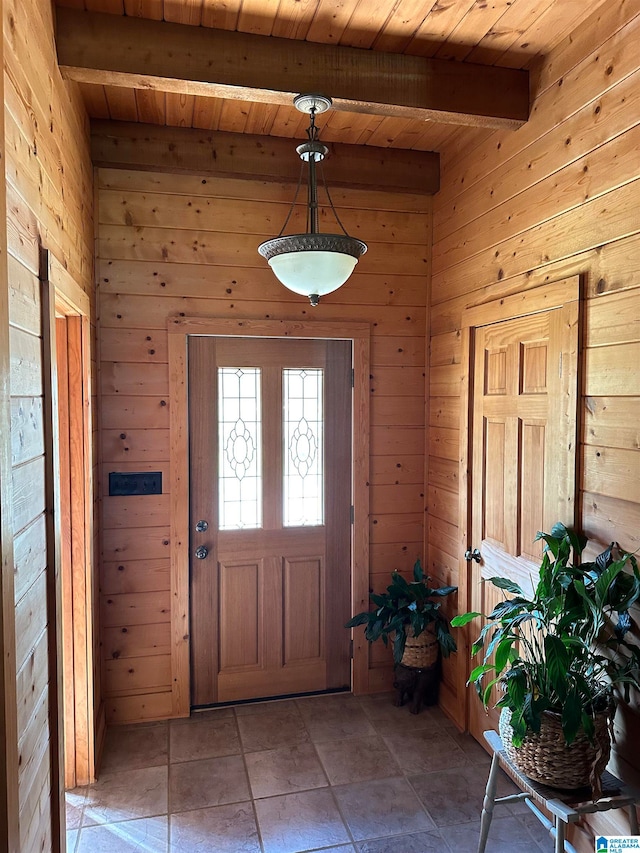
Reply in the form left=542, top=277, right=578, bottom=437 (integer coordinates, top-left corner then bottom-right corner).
left=429, top=2, right=639, bottom=847
left=4, top=0, right=95, bottom=846
left=97, top=167, right=430, bottom=721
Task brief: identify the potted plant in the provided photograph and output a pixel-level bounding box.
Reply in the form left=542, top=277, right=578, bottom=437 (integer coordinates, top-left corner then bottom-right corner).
left=345, top=558, right=458, bottom=667
left=452, top=523, right=640, bottom=794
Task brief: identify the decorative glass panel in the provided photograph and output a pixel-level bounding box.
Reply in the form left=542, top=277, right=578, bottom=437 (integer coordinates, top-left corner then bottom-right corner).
left=218, top=368, right=262, bottom=530
left=283, top=369, right=323, bottom=527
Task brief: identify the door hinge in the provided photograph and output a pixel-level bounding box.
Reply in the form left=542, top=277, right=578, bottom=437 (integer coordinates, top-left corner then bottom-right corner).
left=350, top=505, right=354, bottom=524
left=351, top=368, right=355, bottom=388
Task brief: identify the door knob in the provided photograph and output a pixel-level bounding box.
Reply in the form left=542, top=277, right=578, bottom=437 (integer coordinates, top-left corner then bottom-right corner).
left=465, top=548, right=482, bottom=563
left=194, top=545, right=209, bottom=560
left=195, top=519, right=209, bottom=533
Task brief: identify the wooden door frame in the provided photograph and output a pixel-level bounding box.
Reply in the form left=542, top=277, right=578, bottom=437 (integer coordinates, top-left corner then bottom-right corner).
left=41, top=248, right=98, bottom=797
left=168, top=316, right=371, bottom=715
left=457, top=276, right=581, bottom=732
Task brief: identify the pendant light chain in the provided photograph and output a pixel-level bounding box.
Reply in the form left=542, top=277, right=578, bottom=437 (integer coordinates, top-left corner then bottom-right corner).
left=275, top=160, right=305, bottom=239
left=319, top=161, right=351, bottom=239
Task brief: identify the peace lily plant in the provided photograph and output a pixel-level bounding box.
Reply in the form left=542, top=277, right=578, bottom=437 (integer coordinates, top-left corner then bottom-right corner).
left=346, top=559, right=458, bottom=666
left=452, top=524, right=640, bottom=749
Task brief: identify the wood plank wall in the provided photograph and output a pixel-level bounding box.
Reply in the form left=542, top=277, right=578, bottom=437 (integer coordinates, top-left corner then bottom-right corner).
left=4, top=0, right=94, bottom=848
left=96, top=166, right=430, bottom=722
left=429, top=1, right=639, bottom=847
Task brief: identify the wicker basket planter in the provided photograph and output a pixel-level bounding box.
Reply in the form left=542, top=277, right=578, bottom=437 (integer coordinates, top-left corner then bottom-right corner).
left=499, top=707, right=612, bottom=793
left=400, top=626, right=439, bottom=669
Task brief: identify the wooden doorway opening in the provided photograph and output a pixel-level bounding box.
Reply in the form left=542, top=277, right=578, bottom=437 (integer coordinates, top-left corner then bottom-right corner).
left=42, top=249, right=98, bottom=789
left=168, top=318, right=371, bottom=717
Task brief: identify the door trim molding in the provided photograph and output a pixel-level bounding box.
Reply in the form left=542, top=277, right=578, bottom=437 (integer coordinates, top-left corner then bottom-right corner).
left=457, top=276, right=581, bottom=732
left=167, top=317, right=371, bottom=714
left=41, top=249, right=99, bottom=796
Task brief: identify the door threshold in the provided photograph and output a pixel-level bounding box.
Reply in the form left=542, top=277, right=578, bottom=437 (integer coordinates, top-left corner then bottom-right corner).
left=191, top=686, right=351, bottom=713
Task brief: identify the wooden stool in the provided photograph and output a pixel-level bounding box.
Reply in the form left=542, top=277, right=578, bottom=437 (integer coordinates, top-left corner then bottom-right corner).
left=478, top=730, right=640, bottom=853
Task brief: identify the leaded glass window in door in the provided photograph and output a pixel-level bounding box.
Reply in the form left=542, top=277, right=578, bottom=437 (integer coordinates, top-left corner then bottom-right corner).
left=283, top=368, right=324, bottom=527
left=218, top=367, right=262, bottom=530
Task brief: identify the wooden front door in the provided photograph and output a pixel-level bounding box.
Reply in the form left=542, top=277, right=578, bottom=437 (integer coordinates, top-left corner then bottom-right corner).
left=463, top=280, right=580, bottom=740
left=188, top=336, right=352, bottom=705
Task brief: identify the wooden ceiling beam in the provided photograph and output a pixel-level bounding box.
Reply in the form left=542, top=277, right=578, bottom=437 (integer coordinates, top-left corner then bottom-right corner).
left=58, top=8, right=529, bottom=130
left=91, top=120, right=440, bottom=194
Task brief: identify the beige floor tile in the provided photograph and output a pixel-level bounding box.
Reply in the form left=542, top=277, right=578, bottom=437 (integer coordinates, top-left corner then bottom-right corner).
left=442, top=816, right=550, bottom=852
left=315, top=735, right=400, bottom=785
left=333, top=777, right=435, bottom=841
left=237, top=706, right=311, bottom=752
left=300, top=700, right=377, bottom=743
left=451, top=731, right=492, bottom=765
left=169, top=715, right=240, bottom=763
left=87, top=694, right=542, bottom=853
left=358, top=696, right=448, bottom=727
left=65, top=789, right=85, bottom=830
left=383, top=727, right=469, bottom=773
left=245, top=743, right=328, bottom=798
left=518, top=810, right=556, bottom=850
left=235, top=698, right=299, bottom=716
left=409, top=764, right=516, bottom=827
left=83, top=766, right=168, bottom=826
left=169, top=802, right=261, bottom=853
left=100, top=723, right=168, bottom=773
left=169, top=754, right=250, bottom=812
left=296, top=693, right=362, bottom=719
left=76, top=816, right=168, bottom=853
left=355, top=830, right=446, bottom=853
left=255, top=788, right=350, bottom=853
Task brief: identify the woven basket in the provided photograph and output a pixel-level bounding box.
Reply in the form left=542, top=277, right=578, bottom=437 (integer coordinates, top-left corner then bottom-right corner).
left=400, top=626, right=439, bottom=668
left=499, top=707, right=611, bottom=794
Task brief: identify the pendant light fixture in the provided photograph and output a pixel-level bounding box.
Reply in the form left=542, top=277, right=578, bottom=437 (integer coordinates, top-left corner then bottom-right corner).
left=258, top=94, right=367, bottom=306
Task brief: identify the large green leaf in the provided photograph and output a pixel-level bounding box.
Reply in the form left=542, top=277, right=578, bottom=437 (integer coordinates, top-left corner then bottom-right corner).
left=535, top=530, right=560, bottom=558
left=468, top=663, right=495, bottom=684
left=344, top=612, right=370, bottom=628
left=451, top=612, right=481, bottom=627
left=504, top=667, right=526, bottom=708
left=488, top=598, right=530, bottom=620
left=562, top=688, right=582, bottom=744
left=544, top=635, right=569, bottom=697
left=429, top=585, right=458, bottom=597
left=487, top=576, right=524, bottom=595
left=413, top=559, right=424, bottom=582
left=494, top=638, right=514, bottom=676
left=436, top=624, right=457, bottom=657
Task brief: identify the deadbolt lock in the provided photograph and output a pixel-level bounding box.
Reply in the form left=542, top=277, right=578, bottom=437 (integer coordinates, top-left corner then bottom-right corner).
left=195, top=520, right=209, bottom=533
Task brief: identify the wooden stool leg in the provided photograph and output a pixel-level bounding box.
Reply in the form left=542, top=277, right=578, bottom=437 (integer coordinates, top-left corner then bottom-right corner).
left=629, top=803, right=639, bottom=836
left=554, top=817, right=566, bottom=853
left=477, top=752, right=500, bottom=853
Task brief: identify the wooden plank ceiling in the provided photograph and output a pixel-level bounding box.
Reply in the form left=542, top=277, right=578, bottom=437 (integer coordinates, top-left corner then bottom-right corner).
left=55, top=0, right=604, bottom=153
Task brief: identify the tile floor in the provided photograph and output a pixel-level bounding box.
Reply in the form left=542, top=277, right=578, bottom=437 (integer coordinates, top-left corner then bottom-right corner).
left=65, top=692, right=554, bottom=852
